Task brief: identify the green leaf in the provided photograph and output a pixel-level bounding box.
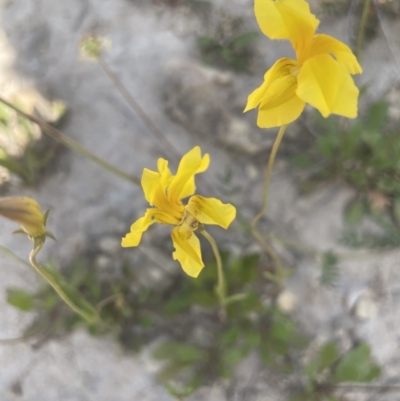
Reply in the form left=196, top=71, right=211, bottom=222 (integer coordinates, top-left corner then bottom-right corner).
left=7, top=289, right=35, bottom=311
left=192, top=290, right=218, bottom=307
left=220, top=326, right=240, bottom=346
left=289, top=154, right=315, bottom=168
left=305, top=360, right=319, bottom=379
left=360, top=129, right=382, bottom=148
left=232, top=32, right=258, bottom=48
left=39, top=264, right=98, bottom=323
left=229, top=253, right=259, bottom=285
left=318, top=341, right=338, bottom=370
left=270, top=319, right=294, bottom=342
left=153, top=341, right=206, bottom=363
left=164, top=291, right=192, bottom=315
left=316, top=134, right=339, bottom=161
left=366, top=101, right=388, bottom=131
left=243, top=327, right=260, bottom=347
left=320, top=252, right=339, bottom=287
left=222, top=346, right=249, bottom=368
left=156, top=361, right=190, bottom=382
left=197, top=36, right=218, bottom=50
left=334, top=344, right=381, bottom=383
left=345, top=199, right=365, bottom=225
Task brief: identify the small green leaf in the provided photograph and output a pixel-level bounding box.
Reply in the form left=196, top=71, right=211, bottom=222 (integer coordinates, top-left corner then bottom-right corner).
left=222, top=346, right=249, bottom=368
left=156, top=361, right=190, bottom=382
left=345, top=199, right=365, bottom=225
left=305, top=360, right=318, bottom=379
left=334, top=344, right=381, bottom=383
left=232, top=32, right=258, bottom=48
left=220, top=326, right=240, bottom=346
left=316, top=134, right=339, bottom=161
left=289, top=154, right=315, bottom=168
left=320, top=252, right=339, bottom=287
left=197, top=36, right=218, bottom=50
left=7, top=289, right=35, bottom=311
left=360, top=129, right=381, bottom=148
left=318, top=341, right=338, bottom=371
left=366, top=101, right=388, bottom=131
left=153, top=342, right=206, bottom=363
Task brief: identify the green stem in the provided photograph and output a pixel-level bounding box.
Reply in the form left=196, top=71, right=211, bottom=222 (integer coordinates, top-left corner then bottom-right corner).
left=251, top=124, right=288, bottom=229
left=251, top=227, right=286, bottom=285
left=356, top=0, right=372, bottom=58
left=0, top=244, right=32, bottom=269
left=29, top=244, right=98, bottom=323
left=200, top=229, right=226, bottom=311
left=0, top=97, right=140, bottom=186
left=250, top=124, right=288, bottom=283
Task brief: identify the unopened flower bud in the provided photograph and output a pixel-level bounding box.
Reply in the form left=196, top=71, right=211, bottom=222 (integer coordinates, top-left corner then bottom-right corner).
left=0, top=197, right=48, bottom=239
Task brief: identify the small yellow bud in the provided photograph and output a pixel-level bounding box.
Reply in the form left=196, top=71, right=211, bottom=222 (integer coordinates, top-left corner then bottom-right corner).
left=0, top=196, right=46, bottom=239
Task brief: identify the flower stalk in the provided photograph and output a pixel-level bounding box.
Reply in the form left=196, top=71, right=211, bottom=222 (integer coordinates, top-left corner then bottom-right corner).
left=29, top=241, right=99, bottom=324
left=251, top=124, right=288, bottom=229
left=250, top=125, right=287, bottom=284
left=199, top=228, right=227, bottom=309
left=0, top=97, right=140, bottom=186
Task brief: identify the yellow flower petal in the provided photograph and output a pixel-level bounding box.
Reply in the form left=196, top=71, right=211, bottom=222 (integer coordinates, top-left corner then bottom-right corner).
left=257, top=95, right=305, bottom=128
left=167, top=146, right=210, bottom=205
left=245, top=58, right=305, bottom=128
left=0, top=196, right=46, bottom=238
left=254, top=0, right=319, bottom=61
left=297, top=54, right=359, bottom=118
left=185, top=195, right=236, bottom=229
left=171, top=226, right=204, bottom=278
left=307, top=34, right=363, bottom=74
left=141, top=167, right=184, bottom=220
left=157, top=158, right=173, bottom=189
left=121, top=210, right=154, bottom=247
left=121, top=208, right=179, bottom=247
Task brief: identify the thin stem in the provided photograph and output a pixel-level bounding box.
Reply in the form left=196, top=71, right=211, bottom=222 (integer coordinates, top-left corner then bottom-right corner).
left=98, top=58, right=217, bottom=197
left=356, top=0, right=372, bottom=58
left=96, top=294, right=119, bottom=312
left=0, top=244, right=32, bottom=269
left=0, top=97, right=140, bottom=186
left=98, top=57, right=179, bottom=159
left=250, top=124, right=288, bottom=283
left=0, top=323, right=47, bottom=345
left=251, top=124, right=288, bottom=229
left=252, top=227, right=285, bottom=285
left=200, top=229, right=226, bottom=311
left=29, top=244, right=98, bottom=323
left=336, top=382, right=400, bottom=392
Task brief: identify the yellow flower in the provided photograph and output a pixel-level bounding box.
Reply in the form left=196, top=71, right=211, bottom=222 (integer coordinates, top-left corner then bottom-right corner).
left=0, top=197, right=46, bottom=238
left=121, top=147, right=236, bottom=278
left=245, top=0, right=363, bottom=128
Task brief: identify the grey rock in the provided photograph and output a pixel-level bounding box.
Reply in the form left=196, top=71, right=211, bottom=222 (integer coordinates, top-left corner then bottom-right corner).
left=163, top=60, right=271, bottom=155
left=98, top=236, right=121, bottom=256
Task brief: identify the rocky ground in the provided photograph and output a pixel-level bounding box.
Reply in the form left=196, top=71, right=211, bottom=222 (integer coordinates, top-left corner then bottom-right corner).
left=1, top=0, right=400, bottom=400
